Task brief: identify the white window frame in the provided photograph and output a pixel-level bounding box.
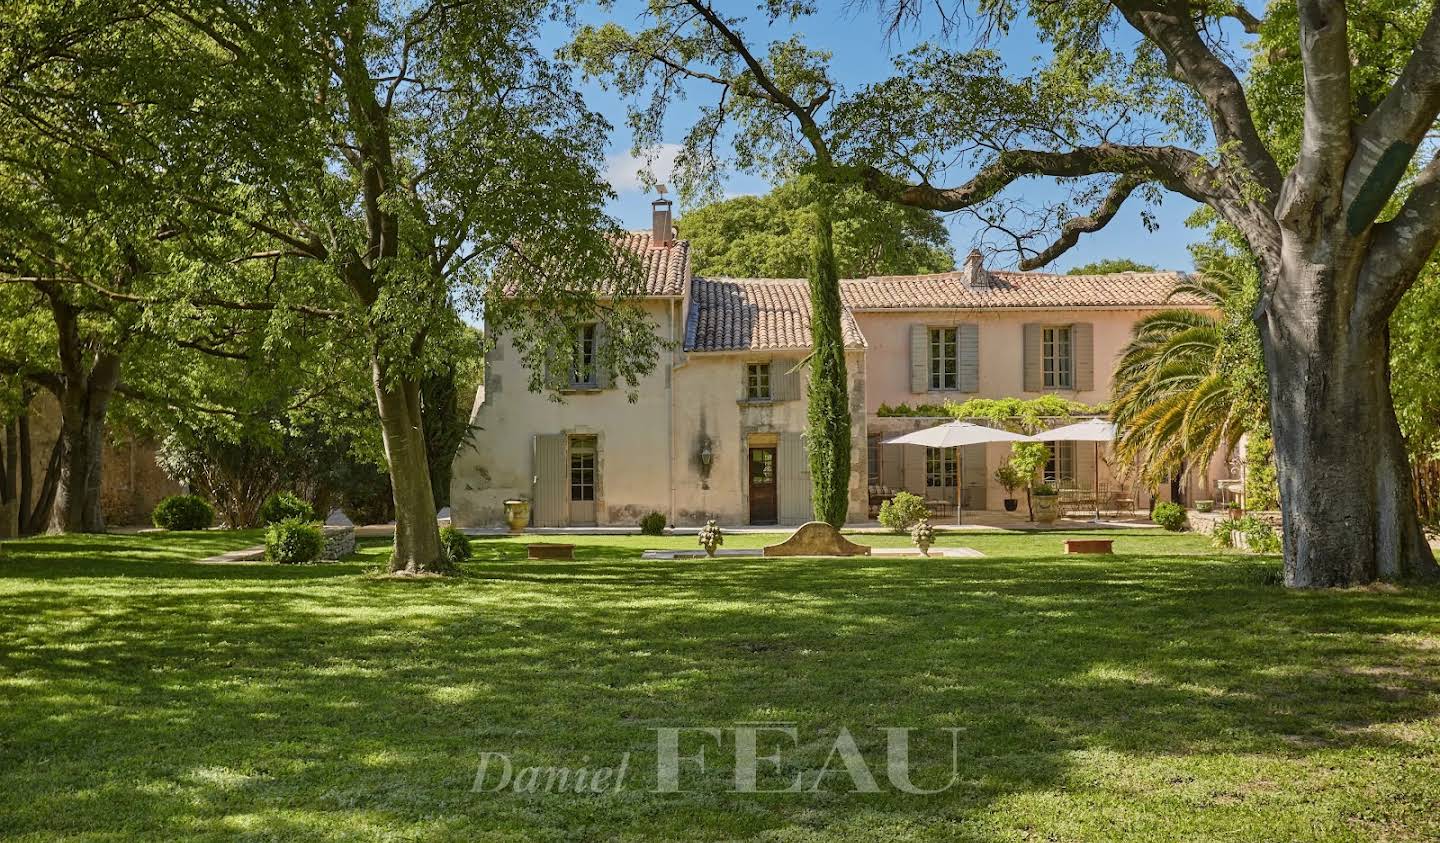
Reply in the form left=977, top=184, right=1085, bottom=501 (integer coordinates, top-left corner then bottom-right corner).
left=746, top=362, right=772, bottom=400
left=571, top=324, right=598, bottom=388
left=929, top=327, right=959, bottom=390
left=569, top=437, right=597, bottom=501
left=1044, top=441, right=1076, bottom=485
left=925, top=447, right=958, bottom=488
left=1043, top=326, right=1073, bottom=390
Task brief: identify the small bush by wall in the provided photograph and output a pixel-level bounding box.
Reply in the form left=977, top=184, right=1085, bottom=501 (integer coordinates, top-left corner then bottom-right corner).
left=265, top=518, right=323, bottom=564
left=878, top=491, right=930, bottom=533
left=439, top=526, right=472, bottom=567
left=1152, top=501, right=1188, bottom=532
left=151, top=495, right=215, bottom=531
left=639, top=512, right=667, bottom=536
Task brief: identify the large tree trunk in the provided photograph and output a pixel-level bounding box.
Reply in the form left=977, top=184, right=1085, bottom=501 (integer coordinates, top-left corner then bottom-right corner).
left=47, top=354, right=121, bottom=535
left=805, top=200, right=852, bottom=527
left=374, top=360, right=446, bottom=574
left=0, top=418, right=18, bottom=538
left=1260, top=260, right=1439, bottom=587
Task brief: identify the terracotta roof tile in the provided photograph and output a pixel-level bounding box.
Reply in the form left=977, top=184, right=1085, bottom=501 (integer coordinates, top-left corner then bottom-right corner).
left=684, top=277, right=867, bottom=352
left=612, top=231, right=690, bottom=297
left=839, top=269, right=1205, bottom=310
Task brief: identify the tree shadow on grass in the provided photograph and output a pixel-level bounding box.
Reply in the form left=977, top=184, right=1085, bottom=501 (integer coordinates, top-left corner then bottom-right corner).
left=1, top=544, right=1438, bottom=839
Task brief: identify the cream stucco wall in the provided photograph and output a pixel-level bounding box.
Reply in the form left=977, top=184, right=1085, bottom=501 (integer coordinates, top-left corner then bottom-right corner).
left=450, top=299, right=867, bottom=529
left=451, top=299, right=682, bottom=528
left=668, top=349, right=867, bottom=526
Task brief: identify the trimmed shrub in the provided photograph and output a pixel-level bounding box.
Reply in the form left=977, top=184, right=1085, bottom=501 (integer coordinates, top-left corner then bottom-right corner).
left=1211, top=519, right=1236, bottom=548
left=1237, top=515, right=1282, bottom=554
left=265, top=518, right=323, bottom=564
left=1152, top=501, right=1188, bottom=532
left=439, top=526, right=472, bottom=567
left=152, top=495, right=215, bottom=531
left=878, top=491, right=930, bottom=533
left=259, top=491, right=314, bottom=525
left=639, top=512, right=667, bottom=536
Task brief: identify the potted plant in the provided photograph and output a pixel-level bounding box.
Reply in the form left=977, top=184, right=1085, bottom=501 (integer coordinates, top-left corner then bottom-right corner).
left=1032, top=482, right=1060, bottom=524
left=698, top=520, right=724, bottom=557
left=503, top=499, right=530, bottom=533
left=994, top=464, right=1023, bottom=512
left=1195, top=500, right=1214, bottom=513
left=911, top=519, right=935, bottom=556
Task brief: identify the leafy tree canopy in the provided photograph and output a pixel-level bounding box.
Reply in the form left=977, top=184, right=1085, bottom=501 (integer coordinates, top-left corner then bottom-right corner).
left=1067, top=259, right=1156, bottom=275
left=678, top=176, right=954, bottom=278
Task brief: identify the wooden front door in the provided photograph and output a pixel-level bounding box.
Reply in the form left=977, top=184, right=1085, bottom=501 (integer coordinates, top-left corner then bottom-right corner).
left=748, top=447, right=778, bottom=525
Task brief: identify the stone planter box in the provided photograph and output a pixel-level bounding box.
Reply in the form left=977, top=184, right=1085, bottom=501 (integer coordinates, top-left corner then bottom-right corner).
left=528, top=544, right=574, bottom=560
left=1033, top=495, right=1059, bottom=524
left=1064, top=539, right=1114, bottom=554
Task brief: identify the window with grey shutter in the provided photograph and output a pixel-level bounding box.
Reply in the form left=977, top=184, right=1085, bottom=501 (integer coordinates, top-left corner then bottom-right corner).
left=928, top=327, right=958, bottom=390
left=1043, top=326, right=1073, bottom=389
left=570, top=324, right=598, bottom=388
left=746, top=362, right=772, bottom=400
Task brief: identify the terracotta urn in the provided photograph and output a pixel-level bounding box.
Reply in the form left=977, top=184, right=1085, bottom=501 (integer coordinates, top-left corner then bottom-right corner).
left=503, top=499, right=530, bottom=533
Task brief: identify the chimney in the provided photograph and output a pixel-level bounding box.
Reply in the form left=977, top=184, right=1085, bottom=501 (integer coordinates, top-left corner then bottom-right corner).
left=964, top=249, right=989, bottom=289
left=651, top=187, right=674, bottom=246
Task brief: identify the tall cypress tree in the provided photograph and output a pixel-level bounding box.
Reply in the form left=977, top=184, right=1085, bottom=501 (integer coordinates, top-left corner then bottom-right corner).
left=805, top=198, right=851, bottom=527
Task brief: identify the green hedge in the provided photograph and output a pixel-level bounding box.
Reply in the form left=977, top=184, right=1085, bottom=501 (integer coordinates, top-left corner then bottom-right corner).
left=152, top=495, right=215, bottom=531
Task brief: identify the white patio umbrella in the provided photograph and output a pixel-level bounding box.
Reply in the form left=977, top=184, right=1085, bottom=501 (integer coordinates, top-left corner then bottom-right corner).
left=1030, top=418, right=1118, bottom=521
left=882, top=421, right=1032, bottom=525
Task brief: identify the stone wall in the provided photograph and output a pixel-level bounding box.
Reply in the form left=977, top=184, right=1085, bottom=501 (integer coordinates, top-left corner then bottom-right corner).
left=19, top=393, right=182, bottom=527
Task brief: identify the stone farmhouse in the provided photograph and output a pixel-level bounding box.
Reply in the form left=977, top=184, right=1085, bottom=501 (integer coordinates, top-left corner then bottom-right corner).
left=451, top=199, right=1225, bottom=528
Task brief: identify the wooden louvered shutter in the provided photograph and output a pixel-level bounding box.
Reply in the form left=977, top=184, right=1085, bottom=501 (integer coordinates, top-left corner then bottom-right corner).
left=594, top=323, right=612, bottom=389
left=773, top=361, right=802, bottom=401
left=902, top=444, right=927, bottom=495
left=910, top=325, right=928, bottom=393
left=779, top=432, right=813, bottom=523
left=958, top=323, right=979, bottom=393
left=1023, top=323, right=1043, bottom=392
left=1074, top=440, right=1096, bottom=490
left=532, top=434, right=568, bottom=526
left=1072, top=322, right=1094, bottom=392
left=961, top=444, right=987, bottom=510
left=881, top=444, right=904, bottom=490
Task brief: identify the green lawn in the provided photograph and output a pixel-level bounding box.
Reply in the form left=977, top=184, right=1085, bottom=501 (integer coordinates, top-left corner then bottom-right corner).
left=3, top=529, right=1439, bottom=840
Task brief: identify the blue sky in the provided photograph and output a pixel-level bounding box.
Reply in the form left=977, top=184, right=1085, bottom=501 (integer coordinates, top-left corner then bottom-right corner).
left=549, top=3, right=1208, bottom=274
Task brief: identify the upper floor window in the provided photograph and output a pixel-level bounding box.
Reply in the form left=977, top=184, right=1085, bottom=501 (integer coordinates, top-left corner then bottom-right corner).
left=929, top=327, right=958, bottom=390
left=746, top=362, right=772, bottom=400
left=1043, top=326, right=1073, bottom=389
left=571, top=324, right=598, bottom=387
left=1044, top=441, right=1075, bottom=486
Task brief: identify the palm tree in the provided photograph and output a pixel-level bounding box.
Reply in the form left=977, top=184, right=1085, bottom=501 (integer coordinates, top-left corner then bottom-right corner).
left=1110, top=264, right=1249, bottom=489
